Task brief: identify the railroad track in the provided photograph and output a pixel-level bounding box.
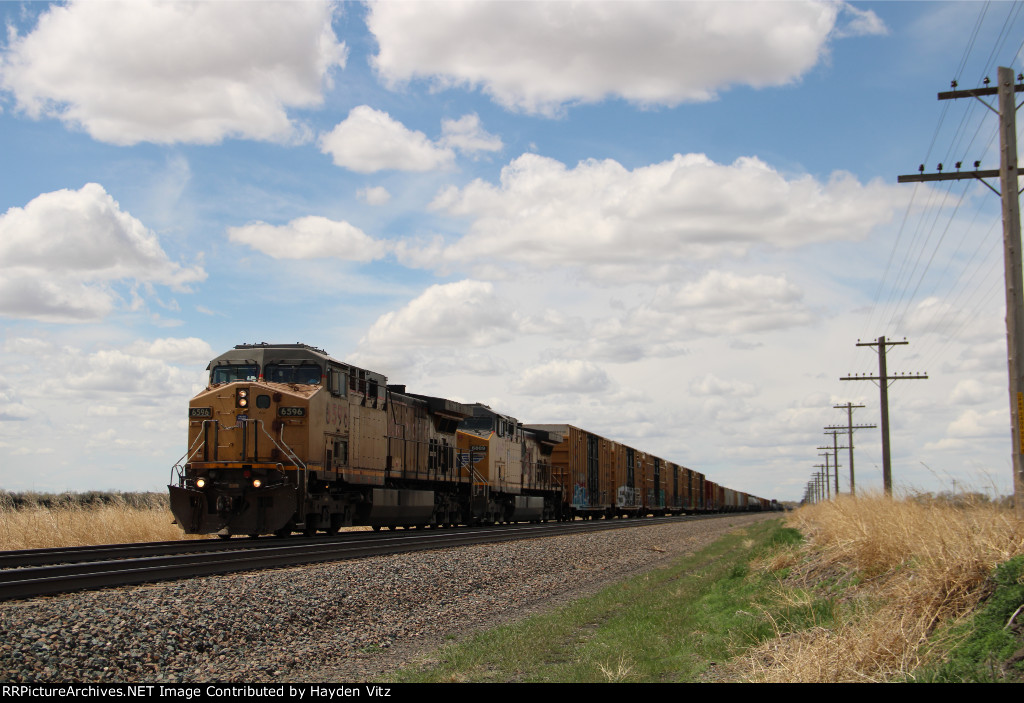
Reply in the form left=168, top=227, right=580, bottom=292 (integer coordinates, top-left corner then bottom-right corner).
left=0, top=514, right=712, bottom=601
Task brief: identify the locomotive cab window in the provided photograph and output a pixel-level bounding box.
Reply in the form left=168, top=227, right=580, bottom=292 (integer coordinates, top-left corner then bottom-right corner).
left=211, top=364, right=259, bottom=384
left=459, top=416, right=493, bottom=433
left=264, top=363, right=322, bottom=385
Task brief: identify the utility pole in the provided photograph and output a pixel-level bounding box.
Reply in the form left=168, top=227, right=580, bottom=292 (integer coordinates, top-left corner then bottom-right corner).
left=827, top=403, right=876, bottom=496
left=898, top=67, right=1024, bottom=517
left=814, top=462, right=830, bottom=500
left=823, top=429, right=846, bottom=495
left=842, top=337, right=927, bottom=495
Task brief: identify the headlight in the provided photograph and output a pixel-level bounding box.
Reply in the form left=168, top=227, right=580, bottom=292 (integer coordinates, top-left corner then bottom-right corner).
left=195, top=477, right=206, bottom=489
left=252, top=479, right=262, bottom=488
left=236, top=388, right=249, bottom=408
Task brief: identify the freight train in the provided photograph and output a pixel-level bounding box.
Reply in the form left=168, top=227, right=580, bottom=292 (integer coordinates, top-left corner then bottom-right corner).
left=168, top=343, right=777, bottom=538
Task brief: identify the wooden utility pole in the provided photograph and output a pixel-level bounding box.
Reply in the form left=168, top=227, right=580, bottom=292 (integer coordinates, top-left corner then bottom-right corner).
left=823, top=429, right=846, bottom=495
left=898, top=67, right=1024, bottom=516
left=814, top=463, right=830, bottom=500
left=842, top=337, right=927, bottom=495
left=827, top=403, right=876, bottom=496
left=822, top=452, right=831, bottom=499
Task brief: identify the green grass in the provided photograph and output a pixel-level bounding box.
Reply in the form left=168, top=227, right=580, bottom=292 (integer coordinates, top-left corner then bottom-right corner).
left=385, top=518, right=815, bottom=683
left=916, top=555, right=1024, bottom=683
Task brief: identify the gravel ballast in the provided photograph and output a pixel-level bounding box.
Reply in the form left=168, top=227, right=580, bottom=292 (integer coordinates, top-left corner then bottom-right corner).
left=1, top=514, right=774, bottom=682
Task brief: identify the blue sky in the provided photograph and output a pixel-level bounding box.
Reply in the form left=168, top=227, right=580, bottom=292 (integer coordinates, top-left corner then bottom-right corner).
left=0, top=0, right=1021, bottom=502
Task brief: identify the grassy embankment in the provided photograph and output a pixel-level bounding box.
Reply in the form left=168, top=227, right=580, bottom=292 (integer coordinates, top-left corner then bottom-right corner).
left=385, top=495, right=1024, bottom=683
left=0, top=491, right=187, bottom=549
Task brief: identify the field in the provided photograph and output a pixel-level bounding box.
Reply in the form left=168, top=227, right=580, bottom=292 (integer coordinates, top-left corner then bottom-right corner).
left=0, top=491, right=188, bottom=549
left=743, top=492, right=1024, bottom=682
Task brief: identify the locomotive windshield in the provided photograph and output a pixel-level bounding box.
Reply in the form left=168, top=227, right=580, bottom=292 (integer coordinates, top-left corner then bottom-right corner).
left=211, top=364, right=259, bottom=384
left=460, top=416, right=495, bottom=433
left=264, top=363, right=322, bottom=385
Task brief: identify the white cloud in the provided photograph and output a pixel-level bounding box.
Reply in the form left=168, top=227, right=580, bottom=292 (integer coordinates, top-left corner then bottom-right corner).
left=4, top=337, right=55, bottom=357
left=422, top=352, right=510, bottom=378
left=0, top=0, right=346, bottom=145
left=511, top=359, right=611, bottom=396
left=0, top=183, right=205, bottom=322
left=348, top=279, right=528, bottom=378
left=125, top=337, right=214, bottom=364
left=689, top=373, right=757, bottom=398
left=2, top=341, right=207, bottom=401
left=227, top=215, right=390, bottom=261
left=357, top=186, right=392, bottom=206
left=833, top=2, right=888, bottom=39
left=898, top=296, right=972, bottom=337
left=64, top=349, right=196, bottom=396
left=318, top=106, right=454, bottom=173
left=949, top=379, right=992, bottom=406
left=425, top=153, right=904, bottom=278
left=439, top=113, right=502, bottom=155
left=360, top=280, right=521, bottom=349
left=945, top=409, right=1005, bottom=439
left=576, top=271, right=815, bottom=362
left=368, top=1, right=880, bottom=115
left=0, top=376, right=34, bottom=421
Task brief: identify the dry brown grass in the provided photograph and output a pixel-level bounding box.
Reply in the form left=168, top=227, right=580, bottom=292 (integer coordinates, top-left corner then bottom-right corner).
left=0, top=503, right=189, bottom=550
left=745, top=492, right=1024, bottom=682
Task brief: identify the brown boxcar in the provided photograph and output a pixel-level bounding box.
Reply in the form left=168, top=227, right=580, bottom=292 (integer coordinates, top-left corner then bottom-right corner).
left=611, top=441, right=643, bottom=517
left=526, top=424, right=614, bottom=518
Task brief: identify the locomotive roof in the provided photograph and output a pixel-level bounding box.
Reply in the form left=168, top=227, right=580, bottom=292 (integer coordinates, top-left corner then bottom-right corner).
left=389, top=387, right=473, bottom=420
left=207, top=343, right=335, bottom=369
left=207, top=343, right=386, bottom=385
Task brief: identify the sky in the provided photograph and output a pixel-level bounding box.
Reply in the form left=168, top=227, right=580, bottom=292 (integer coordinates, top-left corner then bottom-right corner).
left=0, top=0, right=1022, bottom=503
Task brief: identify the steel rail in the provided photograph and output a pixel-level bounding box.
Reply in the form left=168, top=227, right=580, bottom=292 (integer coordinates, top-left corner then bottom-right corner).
left=0, top=530, right=387, bottom=568
left=0, top=515, right=716, bottom=601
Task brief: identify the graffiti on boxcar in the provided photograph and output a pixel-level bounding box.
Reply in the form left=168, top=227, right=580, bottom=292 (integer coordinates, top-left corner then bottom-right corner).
left=617, top=485, right=639, bottom=508
left=572, top=482, right=589, bottom=508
